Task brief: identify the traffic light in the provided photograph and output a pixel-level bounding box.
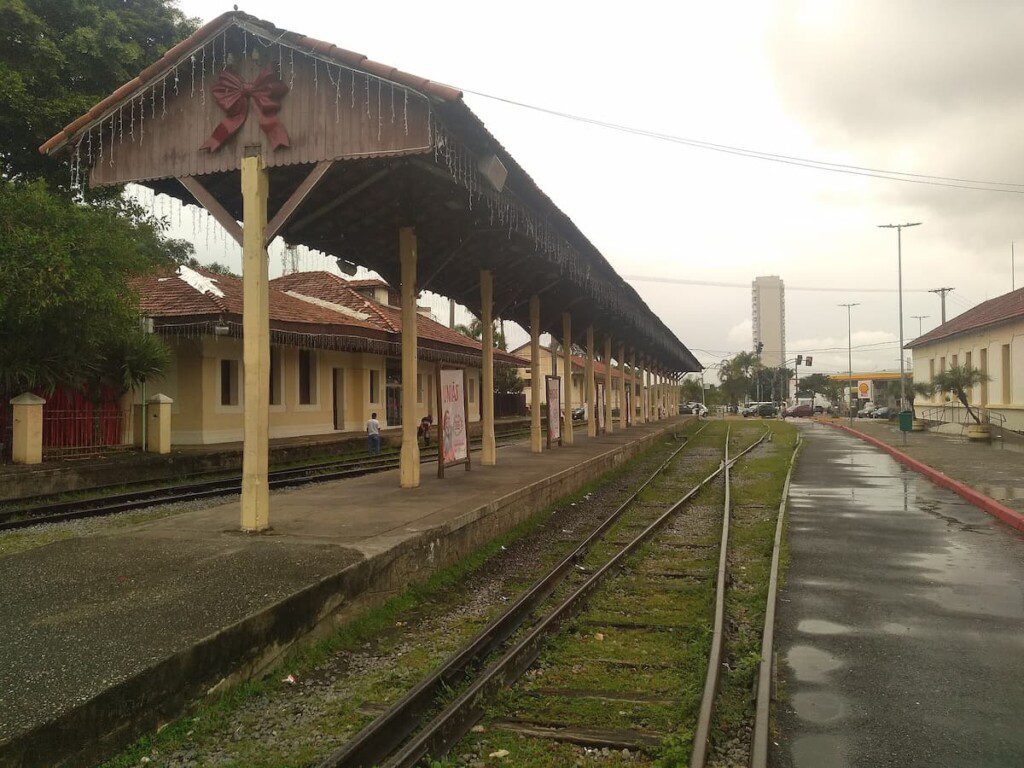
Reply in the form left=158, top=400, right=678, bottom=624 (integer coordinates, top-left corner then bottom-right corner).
left=805, top=356, right=813, bottom=366
left=795, top=354, right=803, bottom=366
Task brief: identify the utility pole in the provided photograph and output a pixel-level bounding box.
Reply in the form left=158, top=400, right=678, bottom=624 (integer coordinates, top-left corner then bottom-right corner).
left=880, top=222, right=921, bottom=434
left=911, top=314, right=929, bottom=337
left=928, top=286, right=954, bottom=324
left=1013, top=242, right=1016, bottom=292
left=839, top=303, right=859, bottom=425
left=449, top=298, right=456, bottom=329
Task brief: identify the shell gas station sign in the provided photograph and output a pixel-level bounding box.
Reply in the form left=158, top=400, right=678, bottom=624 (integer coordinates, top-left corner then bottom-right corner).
left=856, top=380, right=873, bottom=401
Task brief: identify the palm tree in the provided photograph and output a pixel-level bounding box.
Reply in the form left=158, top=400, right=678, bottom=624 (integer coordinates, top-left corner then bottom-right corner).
left=930, top=364, right=990, bottom=424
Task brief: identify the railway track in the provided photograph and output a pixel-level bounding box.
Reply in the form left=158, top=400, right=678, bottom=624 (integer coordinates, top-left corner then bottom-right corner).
left=316, top=421, right=776, bottom=768
left=0, top=428, right=533, bottom=532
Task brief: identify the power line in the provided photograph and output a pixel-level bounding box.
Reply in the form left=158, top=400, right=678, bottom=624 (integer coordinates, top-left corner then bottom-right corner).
left=621, top=274, right=932, bottom=293
left=460, top=88, right=1024, bottom=194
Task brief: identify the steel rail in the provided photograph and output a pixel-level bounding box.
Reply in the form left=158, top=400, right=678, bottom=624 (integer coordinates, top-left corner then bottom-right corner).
left=377, top=428, right=768, bottom=768
left=0, top=430, right=534, bottom=532
left=318, top=423, right=708, bottom=768
left=750, top=434, right=802, bottom=768
left=690, top=426, right=734, bottom=768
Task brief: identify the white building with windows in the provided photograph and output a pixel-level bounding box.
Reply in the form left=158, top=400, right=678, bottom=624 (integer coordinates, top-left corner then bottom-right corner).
left=907, top=287, right=1024, bottom=431
left=752, top=275, right=786, bottom=367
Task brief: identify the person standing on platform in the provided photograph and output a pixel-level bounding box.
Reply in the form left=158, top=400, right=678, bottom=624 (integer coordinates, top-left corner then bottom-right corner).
left=418, top=414, right=433, bottom=447
left=366, top=412, right=381, bottom=455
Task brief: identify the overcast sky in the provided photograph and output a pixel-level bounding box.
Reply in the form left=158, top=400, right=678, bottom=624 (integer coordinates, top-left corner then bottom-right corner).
left=167, top=0, right=1024, bottom=376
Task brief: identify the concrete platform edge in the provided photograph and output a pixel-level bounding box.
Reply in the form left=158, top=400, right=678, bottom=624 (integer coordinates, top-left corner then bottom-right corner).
left=1, top=419, right=687, bottom=768
left=827, top=421, right=1024, bottom=532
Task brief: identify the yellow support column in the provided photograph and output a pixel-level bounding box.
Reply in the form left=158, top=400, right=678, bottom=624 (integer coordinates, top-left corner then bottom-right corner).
left=645, top=363, right=653, bottom=422
left=240, top=153, right=270, bottom=532
left=617, top=342, right=626, bottom=428
left=586, top=325, right=596, bottom=437
left=603, top=335, right=613, bottom=434
left=400, top=227, right=420, bottom=488
left=530, top=294, right=543, bottom=453
left=629, top=350, right=637, bottom=426
left=562, top=312, right=574, bottom=445
left=480, top=270, right=496, bottom=466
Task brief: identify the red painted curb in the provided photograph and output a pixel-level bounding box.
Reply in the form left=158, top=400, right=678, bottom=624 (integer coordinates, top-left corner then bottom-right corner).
left=825, top=421, right=1024, bottom=533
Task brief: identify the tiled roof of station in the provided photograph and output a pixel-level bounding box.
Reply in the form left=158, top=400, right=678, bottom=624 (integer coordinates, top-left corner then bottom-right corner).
left=905, top=288, right=1024, bottom=348
left=270, top=271, right=525, bottom=365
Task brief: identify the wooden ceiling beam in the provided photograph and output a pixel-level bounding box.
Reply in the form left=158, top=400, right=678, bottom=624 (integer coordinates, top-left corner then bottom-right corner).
left=178, top=176, right=243, bottom=246
left=265, top=160, right=334, bottom=245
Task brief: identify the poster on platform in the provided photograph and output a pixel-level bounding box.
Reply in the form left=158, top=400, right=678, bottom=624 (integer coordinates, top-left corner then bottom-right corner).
left=624, top=387, right=632, bottom=426
left=437, top=368, right=470, bottom=476
left=596, top=382, right=606, bottom=433
left=546, top=375, right=562, bottom=447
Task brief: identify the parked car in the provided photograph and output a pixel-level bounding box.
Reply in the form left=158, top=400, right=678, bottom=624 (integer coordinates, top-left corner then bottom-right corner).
left=857, top=404, right=876, bottom=418
left=756, top=402, right=779, bottom=417
left=686, top=402, right=708, bottom=417
left=572, top=406, right=586, bottom=421
left=785, top=404, right=814, bottom=418
left=870, top=406, right=894, bottom=419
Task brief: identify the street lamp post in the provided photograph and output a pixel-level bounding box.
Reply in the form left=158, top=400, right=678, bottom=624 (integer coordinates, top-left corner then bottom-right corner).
left=879, top=221, right=921, bottom=444
left=839, top=303, right=859, bottom=425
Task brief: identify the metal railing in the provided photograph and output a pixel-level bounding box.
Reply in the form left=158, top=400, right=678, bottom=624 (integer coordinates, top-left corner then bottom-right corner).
left=918, top=403, right=1006, bottom=437
left=42, top=406, right=133, bottom=459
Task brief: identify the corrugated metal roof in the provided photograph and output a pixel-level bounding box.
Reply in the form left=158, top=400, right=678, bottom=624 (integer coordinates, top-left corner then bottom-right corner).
left=905, top=287, right=1024, bottom=348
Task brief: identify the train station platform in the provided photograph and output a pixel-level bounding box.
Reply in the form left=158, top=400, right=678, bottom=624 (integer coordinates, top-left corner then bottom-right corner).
left=0, top=417, right=686, bottom=768
left=774, top=422, right=1024, bottom=767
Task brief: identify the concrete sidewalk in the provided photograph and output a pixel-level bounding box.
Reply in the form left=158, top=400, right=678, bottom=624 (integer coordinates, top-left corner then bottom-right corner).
left=775, top=422, right=1024, bottom=768
left=0, top=417, right=684, bottom=767
left=844, top=417, right=1024, bottom=515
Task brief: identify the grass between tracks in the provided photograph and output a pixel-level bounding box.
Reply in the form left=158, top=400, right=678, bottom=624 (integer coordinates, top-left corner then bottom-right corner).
left=436, top=419, right=797, bottom=768
left=99, top=420, right=702, bottom=768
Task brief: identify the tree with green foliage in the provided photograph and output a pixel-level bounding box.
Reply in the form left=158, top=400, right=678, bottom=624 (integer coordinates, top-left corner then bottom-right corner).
left=797, top=373, right=832, bottom=399
left=931, top=365, right=990, bottom=423
left=0, top=180, right=182, bottom=394
left=0, top=0, right=198, bottom=191
left=680, top=376, right=703, bottom=403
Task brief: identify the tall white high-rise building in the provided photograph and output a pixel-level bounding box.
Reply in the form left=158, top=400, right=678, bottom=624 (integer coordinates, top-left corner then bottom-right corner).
left=752, top=275, right=786, bottom=367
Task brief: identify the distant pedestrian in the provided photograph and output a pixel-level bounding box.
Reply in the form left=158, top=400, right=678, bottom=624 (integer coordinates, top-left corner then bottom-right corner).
left=418, top=414, right=433, bottom=447
left=366, top=412, right=381, bottom=455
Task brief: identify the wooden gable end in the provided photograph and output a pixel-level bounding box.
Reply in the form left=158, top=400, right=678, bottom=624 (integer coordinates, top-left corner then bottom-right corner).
left=88, top=31, right=432, bottom=187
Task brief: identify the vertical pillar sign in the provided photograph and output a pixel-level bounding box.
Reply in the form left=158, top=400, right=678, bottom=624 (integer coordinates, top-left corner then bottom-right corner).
left=530, top=294, right=543, bottom=454
left=546, top=375, right=562, bottom=447
left=436, top=367, right=471, bottom=477
left=596, top=382, right=606, bottom=434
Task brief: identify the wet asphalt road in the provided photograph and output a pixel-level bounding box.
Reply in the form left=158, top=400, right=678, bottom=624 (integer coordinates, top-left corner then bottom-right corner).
left=775, top=423, right=1024, bottom=768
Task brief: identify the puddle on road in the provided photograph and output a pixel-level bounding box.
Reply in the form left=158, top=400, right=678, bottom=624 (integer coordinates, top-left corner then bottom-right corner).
left=791, top=690, right=850, bottom=725
left=797, top=618, right=852, bottom=635
left=789, top=734, right=850, bottom=768
left=786, top=644, right=843, bottom=683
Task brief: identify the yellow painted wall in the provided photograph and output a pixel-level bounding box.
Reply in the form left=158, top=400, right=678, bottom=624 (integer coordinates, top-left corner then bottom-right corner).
left=911, top=318, right=1024, bottom=430
left=134, top=336, right=483, bottom=445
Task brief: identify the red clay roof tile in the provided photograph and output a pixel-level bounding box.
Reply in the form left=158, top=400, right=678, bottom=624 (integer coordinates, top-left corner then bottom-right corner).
left=906, top=288, right=1024, bottom=348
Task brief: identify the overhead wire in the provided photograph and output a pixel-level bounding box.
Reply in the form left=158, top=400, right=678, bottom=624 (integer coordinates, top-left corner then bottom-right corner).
left=459, top=88, right=1024, bottom=194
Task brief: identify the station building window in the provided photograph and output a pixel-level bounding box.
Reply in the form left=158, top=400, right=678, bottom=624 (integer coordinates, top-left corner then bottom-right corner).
left=1002, top=344, right=1011, bottom=403
left=417, top=373, right=425, bottom=404
left=369, top=369, right=380, bottom=404
left=220, top=359, right=240, bottom=406
left=269, top=347, right=283, bottom=406
left=299, top=349, right=317, bottom=405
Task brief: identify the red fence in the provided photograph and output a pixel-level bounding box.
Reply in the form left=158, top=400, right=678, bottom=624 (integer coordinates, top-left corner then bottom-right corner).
left=0, top=387, right=130, bottom=462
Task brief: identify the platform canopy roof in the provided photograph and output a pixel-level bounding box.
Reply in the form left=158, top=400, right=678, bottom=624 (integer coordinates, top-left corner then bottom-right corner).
left=41, top=10, right=700, bottom=373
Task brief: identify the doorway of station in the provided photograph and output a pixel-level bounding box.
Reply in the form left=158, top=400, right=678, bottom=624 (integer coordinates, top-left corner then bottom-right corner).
left=385, top=361, right=402, bottom=426
left=332, top=368, right=345, bottom=430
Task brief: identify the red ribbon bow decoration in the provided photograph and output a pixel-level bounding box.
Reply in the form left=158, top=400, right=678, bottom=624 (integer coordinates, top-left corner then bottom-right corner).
left=200, top=66, right=290, bottom=152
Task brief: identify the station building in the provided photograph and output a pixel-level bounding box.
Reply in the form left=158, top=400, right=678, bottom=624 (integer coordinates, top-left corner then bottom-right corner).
left=510, top=342, right=634, bottom=416
left=135, top=265, right=525, bottom=445
left=907, top=287, right=1024, bottom=431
